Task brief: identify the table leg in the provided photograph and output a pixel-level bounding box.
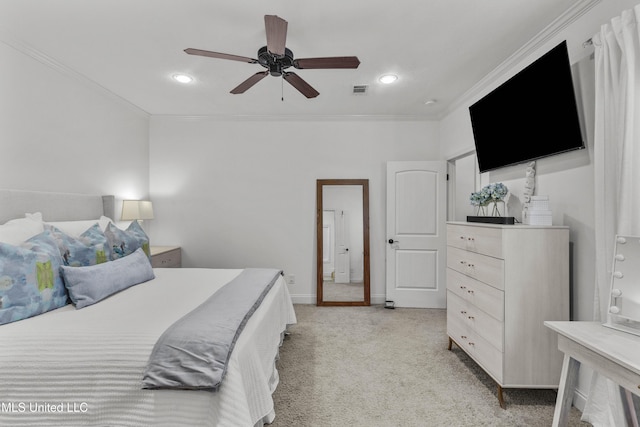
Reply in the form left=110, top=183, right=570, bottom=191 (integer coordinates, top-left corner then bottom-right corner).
left=553, top=354, right=581, bottom=427
left=497, top=384, right=506, bottom=409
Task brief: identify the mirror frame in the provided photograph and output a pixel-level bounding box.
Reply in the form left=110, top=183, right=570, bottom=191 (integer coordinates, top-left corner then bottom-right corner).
left=316, top=179, right=370, bottom=306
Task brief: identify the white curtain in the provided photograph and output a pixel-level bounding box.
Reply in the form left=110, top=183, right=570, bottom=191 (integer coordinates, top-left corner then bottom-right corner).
left=586, top=4, right=640, bottom=426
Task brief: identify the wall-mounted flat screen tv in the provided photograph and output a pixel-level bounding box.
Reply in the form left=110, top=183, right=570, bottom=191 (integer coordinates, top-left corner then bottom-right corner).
left=469, top=41, right=584, bottom=173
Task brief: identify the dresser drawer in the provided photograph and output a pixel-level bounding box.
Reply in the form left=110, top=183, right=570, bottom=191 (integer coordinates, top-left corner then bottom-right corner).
left=447, top=268, right=504, bottom=321
left=447, top=306, right=470, bottom=348
left=468, top=328, right=504, bottom=383
left=447, top=291, right=503, bottom=352
left=447, top=246, right=504, bottom=290
left=447, top=224, right=503, bottom=258
left=151, top=247, right=182, bottom=268
left=448, top=310, right=503, bottom=382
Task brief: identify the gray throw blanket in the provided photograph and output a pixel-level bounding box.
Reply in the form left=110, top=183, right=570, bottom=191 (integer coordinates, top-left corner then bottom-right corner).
left=141, top=268, right=282, bottom=391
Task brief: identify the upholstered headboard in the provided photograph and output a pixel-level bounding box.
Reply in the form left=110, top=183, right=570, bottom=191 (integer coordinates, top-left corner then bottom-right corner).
left=0, top=189, right=115, bottom=223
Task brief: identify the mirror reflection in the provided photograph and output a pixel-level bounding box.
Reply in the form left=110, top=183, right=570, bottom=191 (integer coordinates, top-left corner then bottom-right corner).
left=316, top=179, right=370, bottom=306
left=606, top=234, right=640, bottom=336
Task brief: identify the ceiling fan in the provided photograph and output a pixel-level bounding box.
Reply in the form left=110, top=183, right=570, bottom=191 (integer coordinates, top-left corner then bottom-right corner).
left=184, top=15, right=360, bottom=98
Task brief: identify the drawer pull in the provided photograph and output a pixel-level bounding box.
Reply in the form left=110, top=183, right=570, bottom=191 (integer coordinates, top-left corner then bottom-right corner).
left=459, top=285, right=466, bottom=290
left=468, top=342, right=475, bottom=347
left=468, top=316, right=475, bottom=320
left=460, top=310, right=467, bottom=314
left=460, top=335, right=467, bottom=339
left=467, top=290, right=475, bottom=295
left=459, top=236, right=466, bottom=240
left=460, top=260, right=466, bottom=265
left=467, top=237, right=475, bottom=241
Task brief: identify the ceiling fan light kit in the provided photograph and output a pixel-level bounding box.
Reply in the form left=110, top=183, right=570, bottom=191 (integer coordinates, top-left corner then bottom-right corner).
left=184, top=15, right=360, bottom=98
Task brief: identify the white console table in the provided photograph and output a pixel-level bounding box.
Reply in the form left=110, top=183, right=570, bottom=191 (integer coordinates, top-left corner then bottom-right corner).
left=545, top=321, right=640, bottom=427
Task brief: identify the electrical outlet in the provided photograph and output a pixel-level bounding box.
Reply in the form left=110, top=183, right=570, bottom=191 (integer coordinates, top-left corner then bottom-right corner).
left=286, top=274, right=295, bottom=285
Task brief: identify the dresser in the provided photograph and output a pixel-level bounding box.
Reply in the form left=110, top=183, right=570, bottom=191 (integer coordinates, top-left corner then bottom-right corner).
left=150, top=246, right=182, bottom=268
left=446, top=222, right=569, bottom=408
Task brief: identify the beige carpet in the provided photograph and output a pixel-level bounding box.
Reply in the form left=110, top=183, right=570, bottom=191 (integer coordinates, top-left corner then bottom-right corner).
left=271, top=304, right=589, bottom=427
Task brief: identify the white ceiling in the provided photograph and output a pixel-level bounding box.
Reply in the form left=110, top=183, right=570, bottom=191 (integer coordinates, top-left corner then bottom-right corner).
left=0, top=0, right=583, bottom=119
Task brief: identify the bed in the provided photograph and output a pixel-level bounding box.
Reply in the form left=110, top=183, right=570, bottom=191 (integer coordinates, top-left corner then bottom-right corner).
left=0, top=189, right=297, bottom=427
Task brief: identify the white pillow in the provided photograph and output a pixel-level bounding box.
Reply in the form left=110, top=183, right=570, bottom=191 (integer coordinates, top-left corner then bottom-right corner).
left=0, top=217, right=45, bottom=245
left=44, top=216, right=113, bottom=237
left=25, top=212, right=43, bottom=221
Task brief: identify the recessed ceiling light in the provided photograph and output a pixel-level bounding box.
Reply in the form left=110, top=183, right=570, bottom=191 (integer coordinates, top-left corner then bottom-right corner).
left=172, top=74, right=193, bottom=84
left=379, top=74, right=398, bottom=84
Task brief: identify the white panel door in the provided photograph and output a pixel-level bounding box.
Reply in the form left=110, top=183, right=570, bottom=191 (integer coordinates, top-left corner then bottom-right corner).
left=386, top=161, right=447, bottom=308
left=334, top=210, right=350, bottom=283
left=322, top=210, right=335, bottom=280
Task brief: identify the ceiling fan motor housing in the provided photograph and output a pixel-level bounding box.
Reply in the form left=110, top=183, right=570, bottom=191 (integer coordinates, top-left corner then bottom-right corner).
left=258, top=46, right=294, bottom=76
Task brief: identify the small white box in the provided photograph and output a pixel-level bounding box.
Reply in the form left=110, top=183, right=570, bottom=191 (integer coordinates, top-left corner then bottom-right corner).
left=528, top=195, right=550, bottom=211
left=523, top=209, right=553, bottom=225
left=529, top=200, right=550, bottom=211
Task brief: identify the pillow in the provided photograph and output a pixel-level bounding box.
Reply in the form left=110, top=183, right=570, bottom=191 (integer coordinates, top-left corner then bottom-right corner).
left=104, top=221, right=150, bottom=261
left=45, top=224, right=109, bottom=267
left=0, top=217, right=45, bottom=245
left=79, top=224, right=111, bottom=262
left=60, top=248, right=154, bottom=309
left=0, top=231, right=68, bottom=325
left=43, top=216, right=113, bottom=238
left=25, top=212, right=43, bottom=221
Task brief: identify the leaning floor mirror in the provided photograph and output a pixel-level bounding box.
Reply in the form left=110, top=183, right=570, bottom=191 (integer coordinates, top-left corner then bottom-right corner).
left=316, top=179, right=370, bottom=306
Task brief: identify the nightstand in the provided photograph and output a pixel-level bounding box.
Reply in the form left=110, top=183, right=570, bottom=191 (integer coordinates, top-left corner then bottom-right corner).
left=150, top=246, right=182, bottom=268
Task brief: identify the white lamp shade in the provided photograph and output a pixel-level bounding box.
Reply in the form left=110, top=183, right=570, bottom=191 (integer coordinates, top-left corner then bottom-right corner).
left=121, top=200, right=154, bottom=221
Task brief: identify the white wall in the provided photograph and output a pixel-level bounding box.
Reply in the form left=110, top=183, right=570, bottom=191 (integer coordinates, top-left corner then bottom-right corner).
left=0, top=41, right=150, bottom=203
left=149, top=117, right=439, bottom=303
left=439, top=0, right=640, bottom=408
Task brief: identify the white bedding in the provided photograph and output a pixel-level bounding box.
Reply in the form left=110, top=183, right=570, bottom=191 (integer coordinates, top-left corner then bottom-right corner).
left=0, top=268, right=297, bottom=427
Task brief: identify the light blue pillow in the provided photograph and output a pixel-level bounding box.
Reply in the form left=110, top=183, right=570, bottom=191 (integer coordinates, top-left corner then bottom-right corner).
left=60, top=248, right=155, bottom=309
left=0, top=231, right=69, bottom=325
left=80, top=223, right=111, bottom=261
left=45, top=224, right=109, bottom=267
left=104, top=221, right=150, bottom=261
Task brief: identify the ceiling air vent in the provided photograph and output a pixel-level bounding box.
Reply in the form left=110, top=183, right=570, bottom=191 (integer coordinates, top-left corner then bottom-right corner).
left=352, top=85, right=368, bottom=95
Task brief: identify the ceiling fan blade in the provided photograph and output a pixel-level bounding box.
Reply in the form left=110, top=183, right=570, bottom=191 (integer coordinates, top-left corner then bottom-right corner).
left=184, top=48, right=257, bottom=63
left=294, top=56, right=361, bottom=69
left=230, top=71, right=269, bottom=94
left=264, top=15, right=288, bottom=57
left=283, top=72, right=319, bottom=98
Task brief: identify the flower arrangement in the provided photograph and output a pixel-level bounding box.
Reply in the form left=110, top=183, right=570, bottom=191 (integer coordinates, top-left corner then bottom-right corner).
left=470, top=183, right=508, bottom=216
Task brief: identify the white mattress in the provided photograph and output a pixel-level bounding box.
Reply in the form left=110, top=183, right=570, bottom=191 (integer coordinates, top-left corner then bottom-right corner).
left=0, top=268, right=297, bottom=427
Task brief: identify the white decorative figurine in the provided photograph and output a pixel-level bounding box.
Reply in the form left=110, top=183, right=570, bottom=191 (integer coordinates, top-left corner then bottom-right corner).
left=523, top=161, right=536, bottom=203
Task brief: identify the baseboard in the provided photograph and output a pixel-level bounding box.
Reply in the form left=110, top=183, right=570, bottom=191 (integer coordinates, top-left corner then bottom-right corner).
left=290, top=294, right=316, bottom=304
left=289, top=294, right=387, bottom=305
left=573, top=388, right=588, bottom=412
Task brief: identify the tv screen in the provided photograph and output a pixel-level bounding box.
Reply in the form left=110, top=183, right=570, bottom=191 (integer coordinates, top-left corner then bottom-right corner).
left=469, top=41, right=584, bottom=173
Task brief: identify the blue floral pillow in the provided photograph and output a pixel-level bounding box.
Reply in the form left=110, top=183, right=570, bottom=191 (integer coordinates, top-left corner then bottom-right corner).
left=104, top=221, right=150, bottom=261
left=44, top=224, right=109, bottom=267
left=0, top=231, right=69, bottom=325
left=80, top=223, right=111, bottom=261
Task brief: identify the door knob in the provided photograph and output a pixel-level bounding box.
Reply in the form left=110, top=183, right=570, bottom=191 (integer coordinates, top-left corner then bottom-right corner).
left=388, top=239, right=399, bottom=244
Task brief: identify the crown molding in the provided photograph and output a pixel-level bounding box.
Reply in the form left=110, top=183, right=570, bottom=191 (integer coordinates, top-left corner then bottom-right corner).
left=442, top=0, right=601, bottom=120
left=0, top=32, right=150, bottom=119
left=151, top=114, right=437, bottom=122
